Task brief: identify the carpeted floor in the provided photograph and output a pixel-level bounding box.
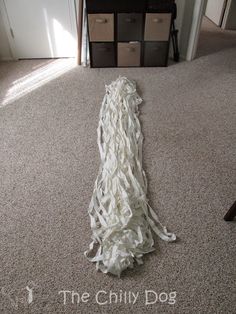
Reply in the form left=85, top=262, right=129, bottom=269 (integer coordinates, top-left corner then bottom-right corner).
left=0, top=19, right=236, bottom=314
left=197, top=16, right=236, bottom=58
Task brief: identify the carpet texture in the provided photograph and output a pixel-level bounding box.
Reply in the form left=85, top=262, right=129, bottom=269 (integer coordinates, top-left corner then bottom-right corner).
left=197, top=16, right=236, bottom=58
left=0, top=19, right=236, bottom=314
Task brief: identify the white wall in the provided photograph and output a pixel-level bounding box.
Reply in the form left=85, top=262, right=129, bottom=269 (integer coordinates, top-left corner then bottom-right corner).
left=176, top=0, right=196, bottom=59
left=176, top=0, right=208, bottom=60
left=0, top=6, right=12, bottom=60
left=175, top=0, right=186, bottom=42
left=205, top=0, right=226, bottom=26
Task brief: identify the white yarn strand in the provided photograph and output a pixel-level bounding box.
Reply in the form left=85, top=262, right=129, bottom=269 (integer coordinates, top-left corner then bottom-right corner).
left=85, top=77, right=176, bottom=276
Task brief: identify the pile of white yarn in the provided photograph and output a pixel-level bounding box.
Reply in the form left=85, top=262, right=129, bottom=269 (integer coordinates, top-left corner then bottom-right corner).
left=85, top=77, right=176, bottom=277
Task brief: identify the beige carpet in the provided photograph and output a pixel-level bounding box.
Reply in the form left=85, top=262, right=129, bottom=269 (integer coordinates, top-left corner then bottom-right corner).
left=197, top=16, right=236, bottom=58
left=0, top=20, right=236, bottom=314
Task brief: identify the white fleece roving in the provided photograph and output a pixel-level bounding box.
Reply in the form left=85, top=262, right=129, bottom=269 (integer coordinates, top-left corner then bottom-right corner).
left=85, top=77, right=176, bottom=276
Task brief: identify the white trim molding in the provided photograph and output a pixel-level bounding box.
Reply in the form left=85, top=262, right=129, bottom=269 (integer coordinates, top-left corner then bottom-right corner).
left=186, top=0, right=207, bottom=61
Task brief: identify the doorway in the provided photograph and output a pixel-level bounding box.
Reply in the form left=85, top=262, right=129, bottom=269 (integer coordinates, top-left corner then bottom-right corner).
left=196, top=15, right=236, bottom=58
left=185, top=0, right=236, bottom=61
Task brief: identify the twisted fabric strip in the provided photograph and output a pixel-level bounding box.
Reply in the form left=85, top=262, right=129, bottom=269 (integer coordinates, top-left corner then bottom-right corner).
left=85, top=77, right=176, bottom=276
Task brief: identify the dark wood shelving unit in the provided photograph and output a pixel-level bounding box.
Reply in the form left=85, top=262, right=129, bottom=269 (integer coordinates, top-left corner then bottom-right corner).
left=86, top=0, right=176, bottom=68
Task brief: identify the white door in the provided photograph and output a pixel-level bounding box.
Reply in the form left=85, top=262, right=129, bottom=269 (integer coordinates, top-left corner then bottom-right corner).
left=3, top=0, right=77, bottom=58
left=205, top=0, right=227, bottom=26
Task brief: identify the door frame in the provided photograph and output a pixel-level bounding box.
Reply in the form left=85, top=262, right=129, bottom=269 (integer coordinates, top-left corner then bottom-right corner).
left=221, top=0, right=235, bottom=30
left=186, top=0, right=207, bottom=61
